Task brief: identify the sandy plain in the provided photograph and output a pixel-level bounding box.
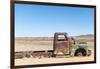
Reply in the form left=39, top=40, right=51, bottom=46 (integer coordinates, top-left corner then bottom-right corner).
left=15, top=36, right=95, bottom=66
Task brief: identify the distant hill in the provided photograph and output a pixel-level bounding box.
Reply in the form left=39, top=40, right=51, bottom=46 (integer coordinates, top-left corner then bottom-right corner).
left=76, top=34, right=94, bottom=38
left=15, top=34, right=94, bottom=42
left=15, top=37, right=53, bottom=41
left=75, top=34, right=94, bottom=42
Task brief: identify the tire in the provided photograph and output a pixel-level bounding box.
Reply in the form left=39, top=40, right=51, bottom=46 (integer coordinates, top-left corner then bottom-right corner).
left=25, top=54, right=31, bottom=58
left=75, top=48, right=87, bottom=56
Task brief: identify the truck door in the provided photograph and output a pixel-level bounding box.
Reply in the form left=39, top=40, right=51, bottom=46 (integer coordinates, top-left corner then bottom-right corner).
left=54, top=34, right=69, bottom=55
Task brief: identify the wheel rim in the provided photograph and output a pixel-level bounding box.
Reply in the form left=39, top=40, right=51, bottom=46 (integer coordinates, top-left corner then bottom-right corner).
left=77, top=52, right=83, bottom=56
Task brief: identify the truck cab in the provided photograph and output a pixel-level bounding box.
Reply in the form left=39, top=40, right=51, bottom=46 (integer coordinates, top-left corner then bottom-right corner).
left=53, top=32, right=91, bottom=57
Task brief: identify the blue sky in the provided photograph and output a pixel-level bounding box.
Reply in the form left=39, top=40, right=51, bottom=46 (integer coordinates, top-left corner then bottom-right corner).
left=15, top=4, right=94, bottom=37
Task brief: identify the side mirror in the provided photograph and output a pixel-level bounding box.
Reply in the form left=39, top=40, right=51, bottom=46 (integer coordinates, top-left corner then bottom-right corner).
left=71, top=37, right=75, bottom=44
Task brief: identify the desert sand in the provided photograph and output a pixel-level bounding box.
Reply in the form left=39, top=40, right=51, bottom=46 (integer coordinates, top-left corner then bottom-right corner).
left=15, top=46, right=94, bottom=66
left=15, top=35, right=95, bottom=66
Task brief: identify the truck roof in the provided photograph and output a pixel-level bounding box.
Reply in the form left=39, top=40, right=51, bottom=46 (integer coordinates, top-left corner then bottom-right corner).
left=54, top=32, right=67, bottom=35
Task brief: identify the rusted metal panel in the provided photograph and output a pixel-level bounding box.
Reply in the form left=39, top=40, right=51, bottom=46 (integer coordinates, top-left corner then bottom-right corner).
left=55, top=41, right=69, bottom=54
left=53, top=32, right=70, bottom=55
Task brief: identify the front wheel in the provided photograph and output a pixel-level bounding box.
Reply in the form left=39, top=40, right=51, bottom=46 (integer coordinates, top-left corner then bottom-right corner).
left=76, top=52, right=83, bottom=56
left=75, top=49, right=87, bottom=56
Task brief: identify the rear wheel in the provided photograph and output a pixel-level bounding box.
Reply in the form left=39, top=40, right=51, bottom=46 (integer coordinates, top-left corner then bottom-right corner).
left=75, top=49, right=86, bottom=56
left=25, top=54, right=31, bottom=58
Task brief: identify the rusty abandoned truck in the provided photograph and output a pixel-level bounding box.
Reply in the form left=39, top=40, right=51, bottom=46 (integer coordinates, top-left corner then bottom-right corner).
left=15, top=32, right=91, bottom=59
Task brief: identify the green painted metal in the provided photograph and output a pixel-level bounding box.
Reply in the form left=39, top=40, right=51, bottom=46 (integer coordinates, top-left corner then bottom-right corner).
left=70, top=42, right=89, bottom=56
